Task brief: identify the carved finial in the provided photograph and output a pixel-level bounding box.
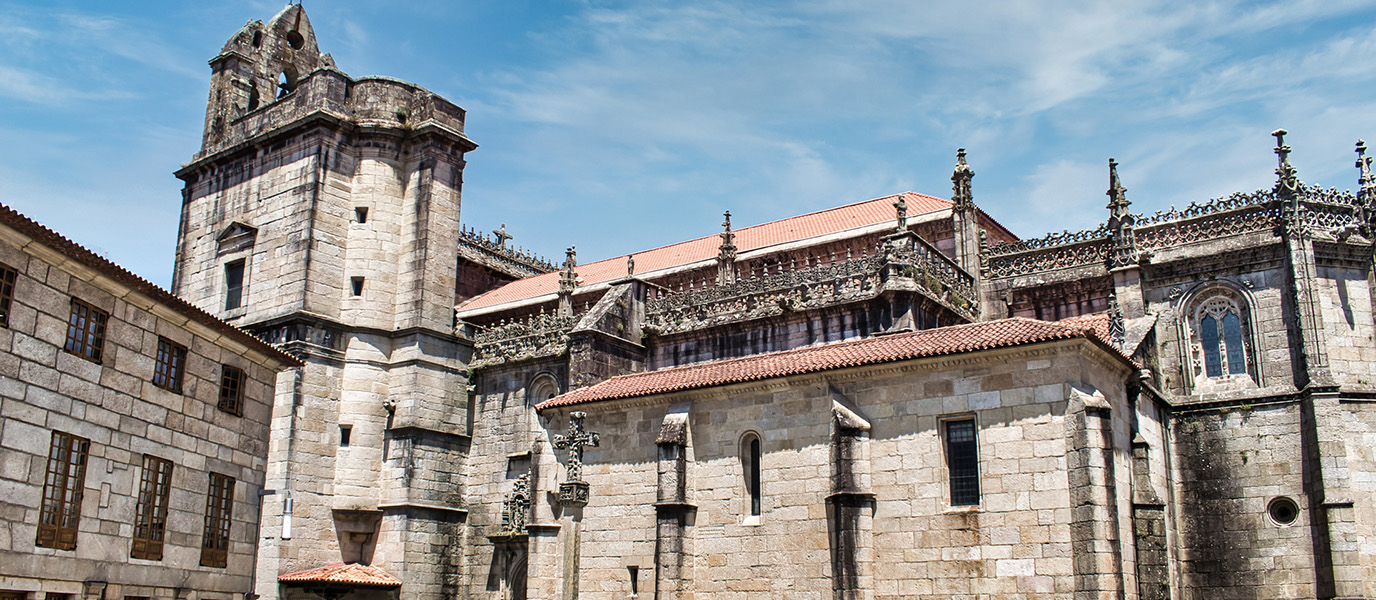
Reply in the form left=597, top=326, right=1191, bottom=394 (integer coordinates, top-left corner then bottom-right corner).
left=565, top=246, right=577, bottom=268
left=893, top=194, right=908, bottom=233
left=718, top=211, right=738, bottom=286
left=1358, top=140, right=1376, bottom=201
left=1106, top=158, right=1129, bottom=214
left=951, top=148, right=975, bottom=209
left=1273, top=129, right=1300, bottom=197
left=627, top=254, right=635, bottom=276
left=493, top=224, right=513, bottom=248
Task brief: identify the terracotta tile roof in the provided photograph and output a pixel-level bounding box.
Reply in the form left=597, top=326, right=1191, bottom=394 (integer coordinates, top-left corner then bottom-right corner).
left=278, top=563, right=402, bottom=588
left=536, top=315, right=1129, bottom=410
left=458, top=192, right=952, bottom=314
left=0, top=203, right=301, bottom=369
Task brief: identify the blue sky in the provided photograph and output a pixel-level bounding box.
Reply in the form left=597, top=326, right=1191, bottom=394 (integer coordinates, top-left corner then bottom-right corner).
left=3, top=0, right=1376, bottom=286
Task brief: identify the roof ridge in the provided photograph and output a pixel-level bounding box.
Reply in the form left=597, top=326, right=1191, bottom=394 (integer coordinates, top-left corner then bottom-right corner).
left=535, top=316, right=1124, bottom=410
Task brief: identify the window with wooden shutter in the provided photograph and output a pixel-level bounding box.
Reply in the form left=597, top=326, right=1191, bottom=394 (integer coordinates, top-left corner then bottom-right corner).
left=36, top=431, right=90, bottom=550
left=131, top=455, right=173, bottom=560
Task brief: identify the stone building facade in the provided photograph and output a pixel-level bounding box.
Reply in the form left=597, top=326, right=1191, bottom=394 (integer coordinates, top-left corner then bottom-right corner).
left=161, top=6, right=1376, bottom=600
left=0, top=204, right=300, bottom=600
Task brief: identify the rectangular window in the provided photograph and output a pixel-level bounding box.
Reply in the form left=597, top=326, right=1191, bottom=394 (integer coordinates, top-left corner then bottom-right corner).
left=218, top=365, right=246, bottom=416
left=0, top=262, right=16, bottom=327
left=224, top=260, right=245, bottom=311
left=64, top=298, right=108, bottom=363
left=200, top=473, right=235, bottom=568
left=355, top=207, right=369, bottom=223
left=152, top=337, right=187, bottom=394
left=36, top=431, right=90, bottom=550
left=339, top=425, right=352, bottom=447
left=0, top=592, right=27, bottom=600
left=945, top=420, right=980, bottom=506
left=350, top=276, right=364, bottom=297
left=131, top=455, right=173, bottom=560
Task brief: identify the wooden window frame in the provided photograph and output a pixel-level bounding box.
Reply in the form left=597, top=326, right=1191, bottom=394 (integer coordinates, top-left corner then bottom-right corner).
left=217, top=365, right=246, bottom=416
left=200, top=473, right=235, bottom=568
left=64, top=298, right=108, bottom=364
left=152, top=337, right=188, bottom=394
left=131, top=455, right=173, bottom=560
left=36, top=431, right=90, bottom=550
left=0, top=262, right=16, bottom=328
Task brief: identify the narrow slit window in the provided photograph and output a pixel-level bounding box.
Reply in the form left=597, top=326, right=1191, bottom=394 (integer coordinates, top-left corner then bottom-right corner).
left=946, top=420, right=980, bottom=506
left=355, top=207, right=369, bottom=223
left=340, top=425, right=352, bottom=447
left=152, top=337, right=188, bottom=394
left=37, top=431, right=90, bottom=550
left=1200, top=314, right=1222, bottom=377
left=64, top=298, right=108, bottom=363
left=131, top=455, right=173, bottom=560
left=351, top=277, right=364, bottom=297
left=742, top=433, right=762, bottom=517
left=224, top=260, right=245, bottom=311
left=218, top=365, right=246, bottom=416
left=0, top=262, right=16, bottom=327
left=200, top=473, right=235, bottom=568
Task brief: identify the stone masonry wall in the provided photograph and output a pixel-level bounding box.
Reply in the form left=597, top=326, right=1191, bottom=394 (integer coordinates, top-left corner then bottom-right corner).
left=1170, top=403, right=1316, bottom=598
left=0, top=231, right=283, bottom=598
left=530, top=339, right=1141, bottom=600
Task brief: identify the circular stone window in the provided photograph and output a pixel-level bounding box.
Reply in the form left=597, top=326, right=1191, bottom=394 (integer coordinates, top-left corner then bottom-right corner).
left=286, top=30, right=305, bottom=50
left=1267, top=496, right=1299, bottom=525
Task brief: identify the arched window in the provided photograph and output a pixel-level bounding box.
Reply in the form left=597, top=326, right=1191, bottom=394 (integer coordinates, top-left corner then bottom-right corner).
left=528, top=373, right=560, bottom=406
left=740, top=432, right=761, bottom=517
left=1191, top=294, right=1251, bottom=381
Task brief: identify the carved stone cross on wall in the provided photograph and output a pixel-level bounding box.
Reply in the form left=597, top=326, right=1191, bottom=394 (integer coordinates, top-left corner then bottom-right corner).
left=553, top=411, right=599, bottom=482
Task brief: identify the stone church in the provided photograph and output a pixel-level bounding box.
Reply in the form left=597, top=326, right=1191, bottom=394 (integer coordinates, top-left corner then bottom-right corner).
left=167, top=5, right=1375, bottom=600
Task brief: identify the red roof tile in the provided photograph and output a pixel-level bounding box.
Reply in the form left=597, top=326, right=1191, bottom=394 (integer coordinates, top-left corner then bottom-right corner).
left=278, top=563, right=402, bottom=588
left=459, top=192, right=952, bottom=314
left=536, top=315, right=1129, bottom=409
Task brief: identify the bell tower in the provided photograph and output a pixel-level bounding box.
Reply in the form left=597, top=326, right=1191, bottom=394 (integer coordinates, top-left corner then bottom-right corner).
left=172, top=6, right=476, bottom=600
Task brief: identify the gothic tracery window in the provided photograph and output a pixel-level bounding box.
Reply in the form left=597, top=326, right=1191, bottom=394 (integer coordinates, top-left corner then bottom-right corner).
left=1191, top=294, right=1251, bottom=381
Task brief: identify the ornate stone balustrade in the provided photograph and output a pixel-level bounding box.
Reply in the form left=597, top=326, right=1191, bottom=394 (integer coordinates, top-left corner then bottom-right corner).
left=644, top=241, right=978, bottom=336
left=471, top=311, right=577, bottom=368
left=887, top=235, right=976, bottom=305
left=458, top=225, right=557, bottom=277
left=984, top=184, right=1366, bottom=279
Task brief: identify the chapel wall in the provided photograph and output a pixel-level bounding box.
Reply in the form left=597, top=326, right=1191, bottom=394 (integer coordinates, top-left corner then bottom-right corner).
left=1313, top=260, right=1376, bottom=388
left=461, top=358, right=568, bottom=598
left=1169, top=403, right=1317, bottom=598
left=1138, top=234, right=1294, bottom=400
left=539, top=341, right=1142, bottom=600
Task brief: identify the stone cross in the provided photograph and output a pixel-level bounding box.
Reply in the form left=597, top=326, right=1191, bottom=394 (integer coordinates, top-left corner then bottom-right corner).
left=493, top=224, right=513, bottom=248
left=553, top=411, right=599, bottom=482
